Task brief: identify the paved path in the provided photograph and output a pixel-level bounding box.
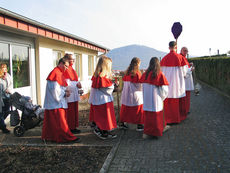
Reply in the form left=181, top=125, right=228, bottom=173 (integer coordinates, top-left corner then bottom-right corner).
left=107, top=83, right=230, bottom=173
left=1, top=82, right=230, bottom=173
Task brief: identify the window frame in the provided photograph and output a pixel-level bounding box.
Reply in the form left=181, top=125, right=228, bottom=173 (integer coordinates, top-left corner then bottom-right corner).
left=74, top=53, right=82, bottom=80
left=0, top=41, right=31, bottom=89
left=52, top=50, right=63, bottom=67
left=88, top=55, right=94, bottom=77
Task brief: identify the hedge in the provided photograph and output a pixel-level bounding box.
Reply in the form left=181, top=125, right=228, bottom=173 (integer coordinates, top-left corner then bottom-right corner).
left=188, top=56, right=230, bottom=96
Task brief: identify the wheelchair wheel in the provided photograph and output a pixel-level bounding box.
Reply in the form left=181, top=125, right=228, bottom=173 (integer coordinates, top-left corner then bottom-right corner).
left=14, top=126, right=25, bottom=137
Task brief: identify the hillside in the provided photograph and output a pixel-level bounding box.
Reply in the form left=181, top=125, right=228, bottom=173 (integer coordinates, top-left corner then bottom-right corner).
left=106, top=44, right=167, bottom=70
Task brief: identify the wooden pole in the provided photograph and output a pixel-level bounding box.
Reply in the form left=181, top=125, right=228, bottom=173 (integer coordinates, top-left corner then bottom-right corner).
left=117, top=88, right=120, bottom=123
left=176, top=38, right=178, bottom=53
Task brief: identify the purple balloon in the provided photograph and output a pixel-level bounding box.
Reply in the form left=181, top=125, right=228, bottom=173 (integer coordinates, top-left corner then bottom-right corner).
left=171, top=22, right=183, bottom=39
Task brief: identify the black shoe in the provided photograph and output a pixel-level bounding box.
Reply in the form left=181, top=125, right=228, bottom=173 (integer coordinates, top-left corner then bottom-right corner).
left=71, top=129, right=81, bottom=134
left=2, top=128, right=10, bottom=134
left=71, top=138, right=81, bottom=143
left=136, top=124, right=144, bottom=131
left=90, top=122, right=96, bottom=128
left=94, top=129, right=107, bottom=140
left=119, top=123, right=128, bottom=130
left=98, top=133, right=108, bottom=140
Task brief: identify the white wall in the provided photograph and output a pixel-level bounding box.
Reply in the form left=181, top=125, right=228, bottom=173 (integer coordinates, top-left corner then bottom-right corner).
left=39, top=47, right=53, bottom=107
left=80, top=53, right=92, bottom=94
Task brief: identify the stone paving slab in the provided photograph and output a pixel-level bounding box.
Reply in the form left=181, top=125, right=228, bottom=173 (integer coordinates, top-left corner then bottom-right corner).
left=0, top=126, right=121, bottom=147
left=107, top=83, right=230, bottom=173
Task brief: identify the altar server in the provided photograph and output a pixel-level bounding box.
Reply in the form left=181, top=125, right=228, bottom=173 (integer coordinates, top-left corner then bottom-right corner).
left=160, top=41, right=188, bottom=124
left=89, top=56, right=117, bottom=139
left=141, top=57, right=169, bottom=138
left=120, top=57, right=144, bottom=131
left=64, top=53, right=82, bottom=134
left=180, top=47, right=194, bottom=115
left=42, top=58, right=80, bottom=143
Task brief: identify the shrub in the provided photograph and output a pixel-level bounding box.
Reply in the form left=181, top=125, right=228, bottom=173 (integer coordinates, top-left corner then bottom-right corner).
left=189, top=56, right=230, bottom=96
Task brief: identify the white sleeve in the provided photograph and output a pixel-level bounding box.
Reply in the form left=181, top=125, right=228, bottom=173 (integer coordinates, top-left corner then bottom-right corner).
left=47, top=81, right=66, bottom=102
left=185, top=67, right=193, bottom=78
left=159, top=85, right=169, bottom=101
left=181, top=65, right=189, bottom=78
left=6, top=73, right=13, bottom=93
left=99, top=85, right=114, bottom=96
left=0, top=84, right=4, bottom=113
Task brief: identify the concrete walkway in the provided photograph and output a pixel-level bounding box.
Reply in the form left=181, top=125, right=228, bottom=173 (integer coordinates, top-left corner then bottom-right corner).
left=106, top=83, right=230, bottom=173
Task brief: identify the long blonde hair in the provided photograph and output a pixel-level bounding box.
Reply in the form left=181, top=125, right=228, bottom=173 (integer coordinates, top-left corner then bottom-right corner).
left=94, top=55, right=112, bottom=78
left=0, top=63, right=7, bottom=78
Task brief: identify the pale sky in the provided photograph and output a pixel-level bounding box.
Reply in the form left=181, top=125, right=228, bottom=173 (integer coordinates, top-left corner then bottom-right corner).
left=0, top=0, right=229, bottom=56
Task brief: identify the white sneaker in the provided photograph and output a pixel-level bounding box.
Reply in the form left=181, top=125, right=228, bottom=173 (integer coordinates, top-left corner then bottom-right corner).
left=163, top=125, right=170, bottom=132
left=107, top=133, right=117, bottom=139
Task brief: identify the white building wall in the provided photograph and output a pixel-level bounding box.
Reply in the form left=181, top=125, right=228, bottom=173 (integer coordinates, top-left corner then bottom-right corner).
left=80, top=53, right=92, bottom=94
left=39, top=47, right=53, bottom=106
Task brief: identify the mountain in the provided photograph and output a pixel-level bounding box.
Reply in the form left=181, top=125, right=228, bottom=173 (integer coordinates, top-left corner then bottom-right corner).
left=106, top=44, right=167, bottom=70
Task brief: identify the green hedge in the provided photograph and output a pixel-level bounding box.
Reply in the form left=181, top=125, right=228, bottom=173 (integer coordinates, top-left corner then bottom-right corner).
left=188, top=56, right=230, bottom=96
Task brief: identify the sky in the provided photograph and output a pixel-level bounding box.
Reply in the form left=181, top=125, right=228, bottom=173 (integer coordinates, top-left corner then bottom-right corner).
left=0, top=0, right=229, bottom=56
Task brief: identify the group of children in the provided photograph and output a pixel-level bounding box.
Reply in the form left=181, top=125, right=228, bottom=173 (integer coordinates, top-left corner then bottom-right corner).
left=89, top=41, right=194, bottom=140
left=89, top=55, right=170, bottom=140
left=42, top=41, right=192, bottom=143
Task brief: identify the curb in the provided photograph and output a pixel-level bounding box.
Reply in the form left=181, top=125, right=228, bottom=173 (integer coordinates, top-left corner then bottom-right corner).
left=99, top=130, right=124, bottom=173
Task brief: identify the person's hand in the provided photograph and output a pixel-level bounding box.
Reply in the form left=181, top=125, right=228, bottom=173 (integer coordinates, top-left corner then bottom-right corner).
left=65, top=89, right=70, bottom=97
left=5, top=89, right=10, bottom=93
left=191, top=66, right=195, bottom=71
left=189, top=62, right=193, bottom=67
left=114, top=81, right=119, bottom=87
left=76, top=82, right=82, bottom=88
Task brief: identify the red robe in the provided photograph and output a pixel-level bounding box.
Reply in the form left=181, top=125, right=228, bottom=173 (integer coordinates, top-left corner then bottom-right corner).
left=180, top=54, right=191, bottom=115
left=160, top=50, right=187, bottom=124
left=42, top=67, right=77, bottom=143
left=140, top=71, right=169, bottom=136
left=89, top=76, right=117, bottom=131
left=120, top=72, right=144, bottom=124
left=64, top=65, right=79, bottom=130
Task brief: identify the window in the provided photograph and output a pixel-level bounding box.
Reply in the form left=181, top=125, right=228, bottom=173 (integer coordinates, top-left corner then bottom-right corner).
left=52, top=50, right=62, bottom=67
left=12, top=45, right=30, bottom=88
left=74, top=53, right=82, bottom=80
left=0, top=42, right=30, bottom=88
left=88, top=55, right=94, bottom=76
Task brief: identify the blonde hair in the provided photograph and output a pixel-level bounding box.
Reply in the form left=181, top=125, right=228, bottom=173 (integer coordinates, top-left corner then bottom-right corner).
left=0, top=63, right=7, bottom=78
left=94, top=55, right=112, bottom=78
left=0, top=69, right=3, bottom=78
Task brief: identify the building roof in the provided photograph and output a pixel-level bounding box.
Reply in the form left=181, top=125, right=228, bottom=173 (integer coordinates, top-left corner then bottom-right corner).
left=0, top=7, right=110, bottom=52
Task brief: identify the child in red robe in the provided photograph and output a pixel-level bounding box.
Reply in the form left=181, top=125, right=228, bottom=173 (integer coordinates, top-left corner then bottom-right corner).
left=140, top=57, right=169, bottom=138
left=120, top=57, right=144, bottom=131
left=89, top=56, right=117, bottom=139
